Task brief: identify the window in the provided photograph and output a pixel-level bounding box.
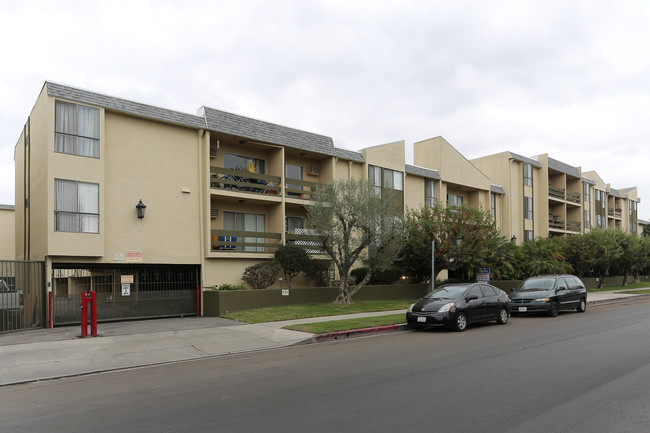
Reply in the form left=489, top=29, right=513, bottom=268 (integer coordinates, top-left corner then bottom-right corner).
left=490, top=193, right=496, bottom=218
left=285, top=164, right=303, bottom=197
left=425, top=180, right=436, bottom=207
left=223, top=211, right=265, bottom=252
left=383, top=168, right=403, bottom=191
left=368, top=165, right=382, bottom=197
left=584, top=210, right=591, bottom=228
left=524, top=197, right=533, bottom=220
left=583, top=183, right=590, bottom=202
left=523, top=163, right=533, bottom=187
left=54, top=179, right=99, bottom=233
left=285, top=216, right=304, bottom=233
left=223, top=153, right=265, bottom=173
left=524, top=230, right=534, bottom=242
left=55, top=101, right=100, bottom=158
left=447, top=193, right=463, bottom=207
left=630, top=201, right=638, bottom=233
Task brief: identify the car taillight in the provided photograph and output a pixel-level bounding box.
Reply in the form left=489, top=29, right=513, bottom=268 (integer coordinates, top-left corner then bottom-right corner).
left=20, top=293, right=24, bottom=306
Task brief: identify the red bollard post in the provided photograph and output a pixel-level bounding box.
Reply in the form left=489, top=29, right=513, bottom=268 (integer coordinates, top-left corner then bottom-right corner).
left=89, top=290, right=97, bottom=337
left=80, top=292, right=88, bottom=338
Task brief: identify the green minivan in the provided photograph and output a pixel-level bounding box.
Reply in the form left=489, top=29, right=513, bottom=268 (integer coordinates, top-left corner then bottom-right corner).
left=509, top=275, right=587, bottom=317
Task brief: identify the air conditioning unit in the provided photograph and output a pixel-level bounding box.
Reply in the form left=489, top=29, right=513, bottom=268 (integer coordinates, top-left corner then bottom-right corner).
left=211, top=208, right=219, bottom=218
left=308, top=165, right=320, bottom=176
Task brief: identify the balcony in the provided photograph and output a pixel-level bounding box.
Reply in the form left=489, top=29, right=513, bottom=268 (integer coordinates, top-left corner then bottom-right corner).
left=566, top=191, right=581, bottom=204
left=549, top=185, right=565, bottom=200
left=210, top=167, right=281, bottom=196
left=210, top=230, right=281, bottom=253
left=285, top=178, right=322, bottom=200
left=286, top=230, right=327, bottom=255
left=607, top=208, right=622, bottom=219
left=566, top=220, right=581, bottom=232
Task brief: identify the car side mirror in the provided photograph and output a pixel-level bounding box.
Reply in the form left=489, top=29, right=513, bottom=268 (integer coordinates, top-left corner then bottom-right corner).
left=467, top=295, right=479, bottom=301
left=558, top=286, right=567, bottom=291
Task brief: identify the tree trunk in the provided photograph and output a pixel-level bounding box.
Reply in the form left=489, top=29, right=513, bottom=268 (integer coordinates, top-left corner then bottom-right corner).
left=334, top=275, right=352, bottom=304
left=622, top=271, right=629, bottom=287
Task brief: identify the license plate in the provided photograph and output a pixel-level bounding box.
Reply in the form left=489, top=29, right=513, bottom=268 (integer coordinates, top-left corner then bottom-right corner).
left=417, top=317, right=427, bottom=323
left=518, top=307, right=527, bottom=312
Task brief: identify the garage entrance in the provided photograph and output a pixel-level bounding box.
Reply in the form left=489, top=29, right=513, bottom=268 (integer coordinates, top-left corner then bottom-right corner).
left=52, top=264, right=199, bottom=325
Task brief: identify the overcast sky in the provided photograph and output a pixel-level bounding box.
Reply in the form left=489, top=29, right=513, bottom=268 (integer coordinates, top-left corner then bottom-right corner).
left=1, top=0, right=648, bottom=218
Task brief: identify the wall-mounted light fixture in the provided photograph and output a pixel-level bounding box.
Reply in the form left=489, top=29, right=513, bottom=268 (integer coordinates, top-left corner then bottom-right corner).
left=136, top=199, right=146, bottom=219
left=510, top=235, right=517, bottom=243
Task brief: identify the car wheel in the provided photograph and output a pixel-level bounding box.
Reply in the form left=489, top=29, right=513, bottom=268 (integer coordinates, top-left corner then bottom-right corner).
left=496, top=308, right=509, bottom=324
left=547, top=301, right=559, bottom=317
left=576, top=298, right=587, bottom=313
left=453, top=312, right=468, bottom=332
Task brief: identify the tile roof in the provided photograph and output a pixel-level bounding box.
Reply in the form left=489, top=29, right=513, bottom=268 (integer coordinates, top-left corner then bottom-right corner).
left=405, top=164, right=441, bottom=180
left=47, top=82, right=206, bottom=129
left=547, top=157, right=581, bottom=178
left=509, top=152, right=542, bottom=168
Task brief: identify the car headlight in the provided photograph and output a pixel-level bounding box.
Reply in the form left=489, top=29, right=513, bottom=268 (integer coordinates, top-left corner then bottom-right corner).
left=438, top=302, right=455, bottom=313
left=535, top=297, right=551, bottom=302
left=407, top=303, right=415, bottom=313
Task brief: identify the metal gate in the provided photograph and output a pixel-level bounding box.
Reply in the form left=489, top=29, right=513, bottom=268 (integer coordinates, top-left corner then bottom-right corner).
left=52, top=264, right=199, bottom=325
left=1, top=260, right=46, bottom=332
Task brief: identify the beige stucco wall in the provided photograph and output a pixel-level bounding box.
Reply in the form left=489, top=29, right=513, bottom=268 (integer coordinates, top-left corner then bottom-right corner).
left=0, top=207, right=15, bottom=260
left=362, top=141, right=406, bottom=172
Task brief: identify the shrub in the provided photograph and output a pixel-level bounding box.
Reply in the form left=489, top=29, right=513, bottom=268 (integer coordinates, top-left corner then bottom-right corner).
left=274, top=245, right=312, bottom=288
left=217, top=283, right=249, bottom=291
left=307, top=260, right=333, bottom=287
left=242, top=261, right=280, bottom=290
left=350, top=267, right=403, bottom=285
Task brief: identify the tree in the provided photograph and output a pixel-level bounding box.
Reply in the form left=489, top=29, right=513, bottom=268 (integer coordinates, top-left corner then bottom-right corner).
left=242, top=261, right=280, bottom=290
left=274, top=245, right=312, bottom=289
left=518, top=237, right=572, bottom=278
left=306, top=178, right=404, bottom=304
left=401, top=202, right=508, bottom=285
left=582, top=229, right=622, bottom=288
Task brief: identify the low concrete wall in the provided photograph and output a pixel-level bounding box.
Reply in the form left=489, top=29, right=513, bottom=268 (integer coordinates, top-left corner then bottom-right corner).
left=203, top=284, right=429, bottom=316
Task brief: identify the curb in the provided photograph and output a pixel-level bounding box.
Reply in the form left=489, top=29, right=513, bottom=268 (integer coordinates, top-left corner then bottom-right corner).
left=312, top=324, right=409, bottom=342
left=587, top=292, right=650, bottom=306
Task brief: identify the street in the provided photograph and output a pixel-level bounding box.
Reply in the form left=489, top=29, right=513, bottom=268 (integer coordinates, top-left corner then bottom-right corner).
left=2, top=298, right=650, bottom=433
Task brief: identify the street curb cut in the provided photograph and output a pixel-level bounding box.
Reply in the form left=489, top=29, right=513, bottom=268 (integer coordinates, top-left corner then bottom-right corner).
left=311, top=324, right=409, bottom=342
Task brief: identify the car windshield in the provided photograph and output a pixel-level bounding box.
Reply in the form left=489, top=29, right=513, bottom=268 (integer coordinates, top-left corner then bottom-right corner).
left=516, top=278, right=556, bottom=291
left=423, top=285, right=469, bottom=300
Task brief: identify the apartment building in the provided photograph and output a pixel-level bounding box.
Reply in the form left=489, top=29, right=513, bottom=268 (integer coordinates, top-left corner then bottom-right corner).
left=472, top=153, right=641, bottom=242
left=11, top=82, right=641, bottom=322
left=0, top=204, right=15, bottom=260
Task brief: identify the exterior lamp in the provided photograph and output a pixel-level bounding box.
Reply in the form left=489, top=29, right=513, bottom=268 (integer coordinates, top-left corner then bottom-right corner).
left=136, top=199, right=146, bottom=219
left=511, top=235, right=517, bottom=243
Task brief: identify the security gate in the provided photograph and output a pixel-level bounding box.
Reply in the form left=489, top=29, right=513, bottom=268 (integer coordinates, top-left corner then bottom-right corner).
left=52, top=264, right=199, bottom=325
left=0, top=260, right=46, bottom=332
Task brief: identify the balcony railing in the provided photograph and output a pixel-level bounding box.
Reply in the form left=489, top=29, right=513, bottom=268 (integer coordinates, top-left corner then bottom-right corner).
left=566, top=191, right=581, bottom=204
left=285, top=178, right=322, bottom=200
left=566, top=220, right=581, bottom=232
left=549, top=214, right=565, bottom=229
left=286, top=231, right=327, bottom=255
left=210, top=167, right=282, bottom=196
left=607, top=208, right=622, bottom=218
left=548, top=185, right=565, bottom=200
left=211, top=229, right=281, bottom=252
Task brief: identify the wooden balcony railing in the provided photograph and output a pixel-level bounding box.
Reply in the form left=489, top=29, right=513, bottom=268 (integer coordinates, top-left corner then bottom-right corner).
left=566, top=220, right=581, bottom=232
left=211, top=229, right=281, bottom=252
left=548, top=185, right=565, bottom=200
left=549, top=214, right=565, bottom=229
left=210, top=167, right=282, bottom=196
left=566, top=191, right=581, bottom=204
left=286, top=232, right=327, bottom=255
left=285, top=178, right=322, bottom=200
left=607, top=208, right=622, bottom=218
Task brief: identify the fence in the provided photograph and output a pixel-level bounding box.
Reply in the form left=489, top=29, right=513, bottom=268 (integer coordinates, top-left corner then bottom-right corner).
left=0, top=260, right=45, bottom=332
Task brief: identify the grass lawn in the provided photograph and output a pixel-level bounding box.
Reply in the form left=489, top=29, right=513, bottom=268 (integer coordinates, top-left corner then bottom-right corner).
left=284, top=313, right=406, bottom=334
left=223, top=299, right=415, bottom=324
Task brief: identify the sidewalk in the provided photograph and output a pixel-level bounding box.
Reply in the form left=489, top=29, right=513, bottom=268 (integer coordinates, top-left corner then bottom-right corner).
left=0, top=290, right=647, bottom=386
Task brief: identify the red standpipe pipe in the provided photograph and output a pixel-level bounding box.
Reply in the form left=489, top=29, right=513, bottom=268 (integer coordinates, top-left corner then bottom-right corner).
left=80, top=293, right=88, bottom=338
left=48, top=291, right=53, bottom=328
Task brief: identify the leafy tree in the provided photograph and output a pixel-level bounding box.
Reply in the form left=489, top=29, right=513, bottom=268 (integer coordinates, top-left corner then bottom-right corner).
left=518, top=236, right=572, bottom=278
left=242, top=261, right=280, bottom=290
left=306, top=260, right=333, bottom=287
left=401, top=202, right=507, bottom=285
left=582, top=229, right=622, bottom=288
left=643, top=224, right=650, bottom=237
left=307, top=178, right=404, bottom=304
left=274, top=245, right=312, bottom=289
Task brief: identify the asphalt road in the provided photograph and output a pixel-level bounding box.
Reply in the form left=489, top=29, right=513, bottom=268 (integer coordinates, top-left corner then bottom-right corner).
left=2, top=298, right=650, bottom=433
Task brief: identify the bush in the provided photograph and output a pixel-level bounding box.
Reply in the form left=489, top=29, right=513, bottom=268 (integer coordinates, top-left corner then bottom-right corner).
left=307, top=260, right=333, bottom=287
left=274, top=245, right=312, bottom=288
left=350, top=267, right=403, bottom=285
left=242, top=261, right=280, bottom=290
left=217, top=283, right=249, bottom=291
